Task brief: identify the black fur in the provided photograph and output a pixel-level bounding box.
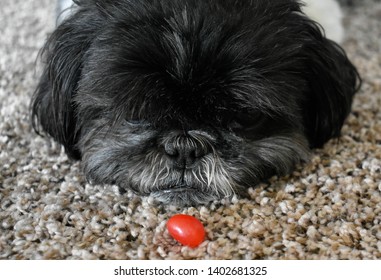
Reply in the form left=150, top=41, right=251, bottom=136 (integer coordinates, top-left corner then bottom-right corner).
left=31, top=0, right=361, bottom=205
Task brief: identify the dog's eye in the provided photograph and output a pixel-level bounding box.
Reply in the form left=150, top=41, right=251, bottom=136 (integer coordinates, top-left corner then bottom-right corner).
left=230, top=112, right=265, bottom=132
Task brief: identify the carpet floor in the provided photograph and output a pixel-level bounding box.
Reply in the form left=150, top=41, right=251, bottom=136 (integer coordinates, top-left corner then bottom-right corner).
left=1, top=0, right=380, bottom=259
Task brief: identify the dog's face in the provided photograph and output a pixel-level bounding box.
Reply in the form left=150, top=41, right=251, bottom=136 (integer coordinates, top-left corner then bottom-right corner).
left=32, top=0, right=360, bottom=205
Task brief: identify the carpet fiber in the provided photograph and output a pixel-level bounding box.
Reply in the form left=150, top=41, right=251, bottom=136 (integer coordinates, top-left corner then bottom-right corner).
left=1, top=0, right=380, bottom=259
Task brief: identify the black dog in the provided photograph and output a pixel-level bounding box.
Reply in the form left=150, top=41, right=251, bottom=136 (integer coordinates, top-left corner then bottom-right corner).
left=32, top=0, right=360, bottom=205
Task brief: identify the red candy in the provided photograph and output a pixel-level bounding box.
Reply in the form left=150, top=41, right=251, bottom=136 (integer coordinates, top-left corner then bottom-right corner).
left=166, top=214, right=205, bottom=248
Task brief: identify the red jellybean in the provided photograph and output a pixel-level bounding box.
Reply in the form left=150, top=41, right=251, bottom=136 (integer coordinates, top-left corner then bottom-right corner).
left=166, top=214, right=205, bottom=248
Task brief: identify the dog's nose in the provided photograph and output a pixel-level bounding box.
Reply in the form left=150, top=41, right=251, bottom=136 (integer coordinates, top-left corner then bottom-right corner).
left=164, top=136, right=210, bottom=168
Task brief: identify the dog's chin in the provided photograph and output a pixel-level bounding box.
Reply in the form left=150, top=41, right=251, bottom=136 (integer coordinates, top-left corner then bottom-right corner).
left=122, top=167, right=240, bottom=206
left=150, top=184, right=220, bottom=206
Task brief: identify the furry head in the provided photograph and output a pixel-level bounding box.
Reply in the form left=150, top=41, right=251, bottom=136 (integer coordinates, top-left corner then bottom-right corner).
left=32, top=0, right=360, bottom=205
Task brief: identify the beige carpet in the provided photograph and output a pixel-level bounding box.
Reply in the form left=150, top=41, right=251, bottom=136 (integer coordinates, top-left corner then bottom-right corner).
left=1, top=0, right=380, bottom=260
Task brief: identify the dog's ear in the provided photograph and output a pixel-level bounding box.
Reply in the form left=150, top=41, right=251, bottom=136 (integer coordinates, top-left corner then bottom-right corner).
left=301, top=22, right=361, bottom=148
left=31, top=7, right=101, bottom=159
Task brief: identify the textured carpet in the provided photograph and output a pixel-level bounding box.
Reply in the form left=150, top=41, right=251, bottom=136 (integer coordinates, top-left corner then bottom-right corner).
left=1, top=0, right=380, bottom=260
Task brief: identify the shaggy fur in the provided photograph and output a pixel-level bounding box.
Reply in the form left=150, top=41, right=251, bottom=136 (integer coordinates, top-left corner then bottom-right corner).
left=31, top=0, right=360, bottom=205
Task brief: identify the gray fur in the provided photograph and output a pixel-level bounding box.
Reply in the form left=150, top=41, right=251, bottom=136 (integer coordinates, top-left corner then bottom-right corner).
left=78, top=120, right=310, bottom=205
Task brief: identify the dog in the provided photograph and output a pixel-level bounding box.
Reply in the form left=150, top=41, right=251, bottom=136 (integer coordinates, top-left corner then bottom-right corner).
left=32, top=0, right=361, bottom=205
